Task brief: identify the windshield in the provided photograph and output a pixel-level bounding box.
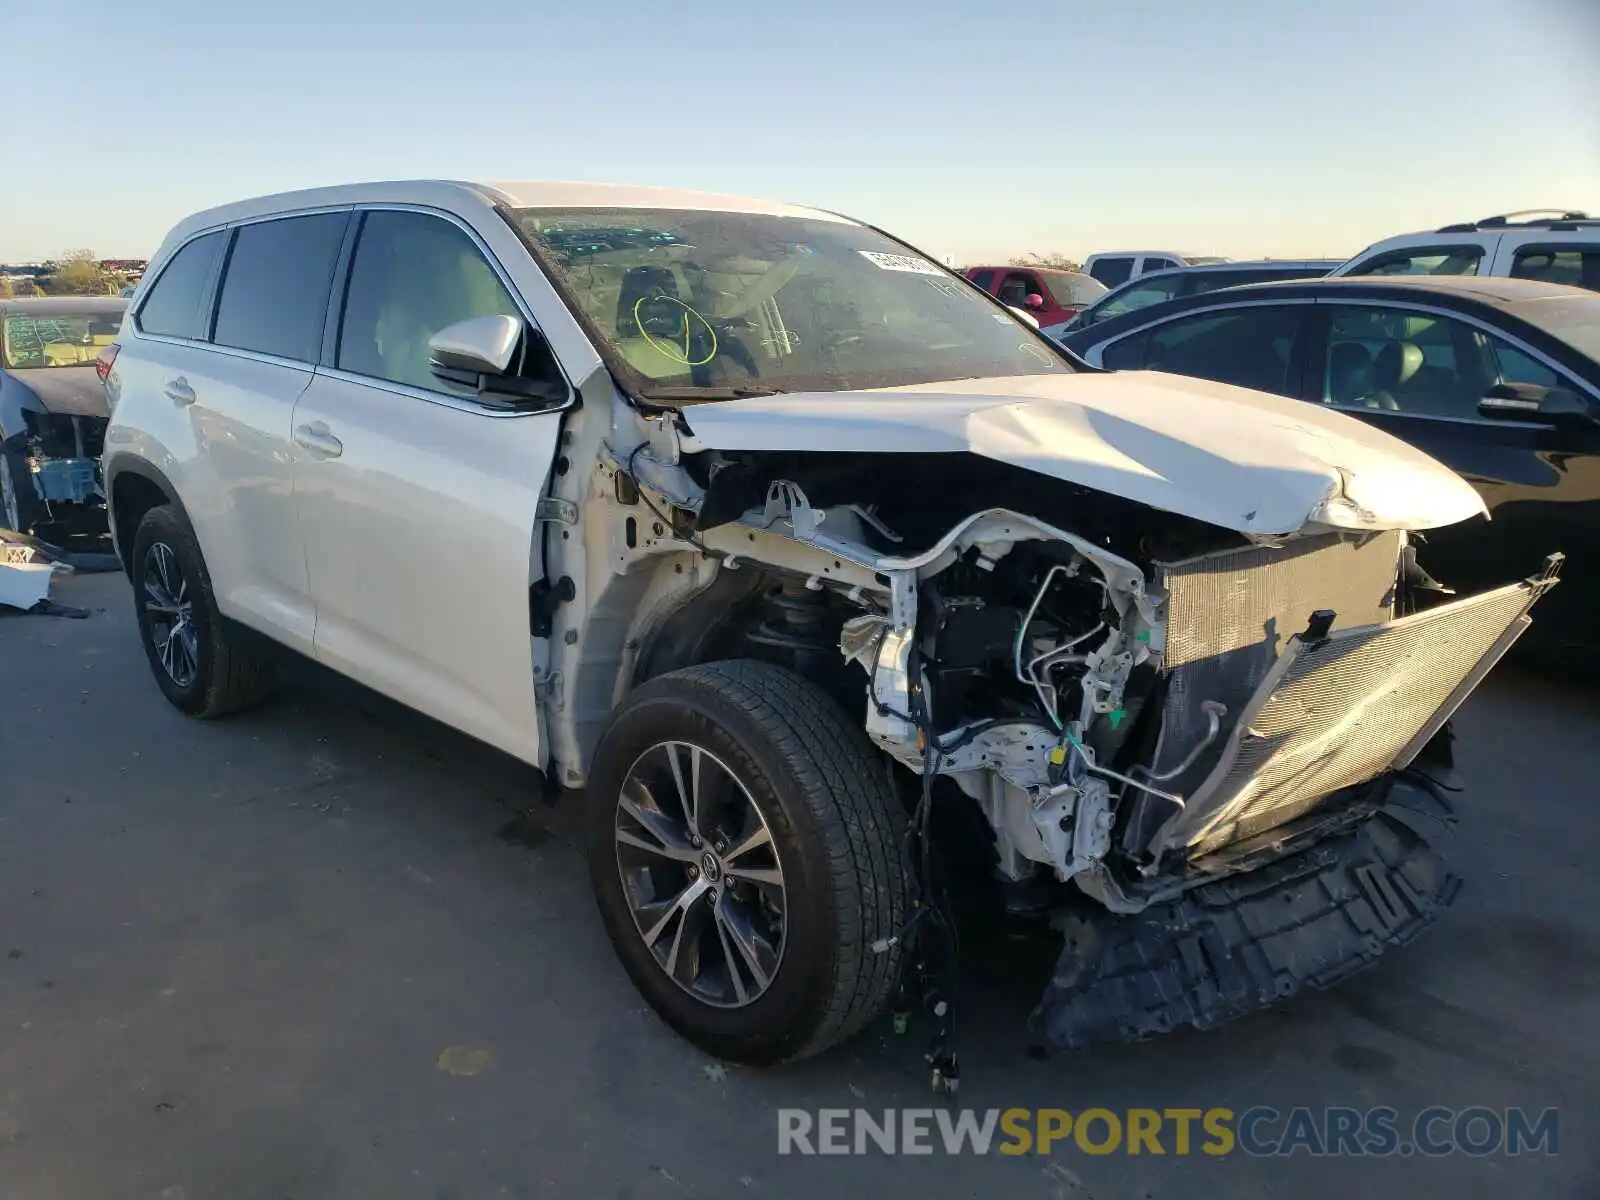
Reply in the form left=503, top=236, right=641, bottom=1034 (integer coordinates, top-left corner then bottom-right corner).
left=511, top=208, right=1070, bottom=399
left=2, top=310, right=121, bottom=369
left=1040, top=271, right=1105, bottom=308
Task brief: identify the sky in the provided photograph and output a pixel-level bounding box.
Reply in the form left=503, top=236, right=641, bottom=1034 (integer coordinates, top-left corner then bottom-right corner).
left=3, top=0, right=1597, bottom=265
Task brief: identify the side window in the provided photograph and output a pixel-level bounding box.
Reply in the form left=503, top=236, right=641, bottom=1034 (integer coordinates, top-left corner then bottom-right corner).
left=997, top=272, right=1041, bottom=305
left=1346, top=246, right=1484, bottom=277
left=1090, top=257, right=1135, bottom=288
left=1320, top=306, right=1494, bottom=418
left=1140, top=305, right=1304, bottom=396
left=337, top=210, right=523, bottom=395
left=136, top=232, right=224, bottom=340
left=1094, top=277, right=1182, bottom=322
left=1510, top=246, right=1600, bottom=293
left=1490, top=340, right=1564, bottom=389
left=967, top=269, right=996, bottom=291
left=1099, top=331, right=1149, bottom=371
left=1141, top=258, right=1176, bottom=273
left=213, top=213, right=348, bottom=361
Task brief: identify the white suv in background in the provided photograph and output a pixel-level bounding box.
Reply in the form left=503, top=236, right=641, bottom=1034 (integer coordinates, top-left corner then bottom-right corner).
left=1332, top=209, right=1600, bottom=288
left=1081, top=250, right=1227, bottom=289
left=98, top=179, right=1544, bottom=1077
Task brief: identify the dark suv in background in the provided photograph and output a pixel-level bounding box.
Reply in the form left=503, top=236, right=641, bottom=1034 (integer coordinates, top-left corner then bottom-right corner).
left=1045, top=259, right=1342, bottom=339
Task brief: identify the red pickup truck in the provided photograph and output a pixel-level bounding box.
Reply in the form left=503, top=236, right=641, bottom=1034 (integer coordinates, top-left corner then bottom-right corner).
left=964, top=265, right=1107, bottom=326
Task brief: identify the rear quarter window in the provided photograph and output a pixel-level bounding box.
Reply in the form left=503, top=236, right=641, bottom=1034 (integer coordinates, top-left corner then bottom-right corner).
left=136, top=231, right=226, bottom=340
left=1510, top=245, right=1600, bottom=292
left=1090, top=257, right=1135, bottom=288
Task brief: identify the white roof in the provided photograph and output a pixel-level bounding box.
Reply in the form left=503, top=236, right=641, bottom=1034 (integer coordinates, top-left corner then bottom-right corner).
left=158, top=179, right=852, bottom=252
left=481, top=180, right=851, bottom=222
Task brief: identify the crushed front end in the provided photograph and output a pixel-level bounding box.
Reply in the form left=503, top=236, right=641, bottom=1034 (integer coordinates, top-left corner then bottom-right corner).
left=4, top=407, right=108, bottom=521
left=602, top=390, right=1556, bottom=1067
left=674, top=461, right=1558, bottom=1052
left=1034, top=538, right=1559, bottom=1048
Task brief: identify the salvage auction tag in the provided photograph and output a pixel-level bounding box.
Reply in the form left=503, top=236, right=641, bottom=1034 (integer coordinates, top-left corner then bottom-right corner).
left=858, top=251, right=945, bottom=276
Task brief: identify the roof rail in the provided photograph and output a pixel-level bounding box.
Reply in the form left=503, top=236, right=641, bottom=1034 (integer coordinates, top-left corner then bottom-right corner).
left=1438, top=208, right=1592, bottom=233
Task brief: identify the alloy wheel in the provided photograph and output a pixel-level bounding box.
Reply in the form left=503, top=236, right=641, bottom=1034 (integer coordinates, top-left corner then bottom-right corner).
left=142, top=541, right=200, bottom=688
left=614, top=740, right=788, bottom=1008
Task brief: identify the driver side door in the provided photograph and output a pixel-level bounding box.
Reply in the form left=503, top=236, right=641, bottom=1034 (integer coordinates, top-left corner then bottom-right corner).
left=290, top=207, right=571, bottom=765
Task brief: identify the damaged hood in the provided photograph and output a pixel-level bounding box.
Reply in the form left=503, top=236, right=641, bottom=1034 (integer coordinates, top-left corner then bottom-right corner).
left=679, top=371, right=1487, bottom=536
left=7, top=367, right=112, bottom=420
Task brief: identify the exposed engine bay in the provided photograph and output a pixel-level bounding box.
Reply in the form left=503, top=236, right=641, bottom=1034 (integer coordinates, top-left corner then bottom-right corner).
left=609, top=443, right=1547, bottom=895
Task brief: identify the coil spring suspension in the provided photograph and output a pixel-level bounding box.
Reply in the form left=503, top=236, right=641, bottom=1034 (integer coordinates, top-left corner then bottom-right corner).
left=746, top=579, right=835, bottom=672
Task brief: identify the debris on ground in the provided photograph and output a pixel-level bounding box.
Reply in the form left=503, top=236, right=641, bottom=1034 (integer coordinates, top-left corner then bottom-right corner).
left=0, top=547, right=89, bottom=618
left=0, top=529, right=121, bottom=574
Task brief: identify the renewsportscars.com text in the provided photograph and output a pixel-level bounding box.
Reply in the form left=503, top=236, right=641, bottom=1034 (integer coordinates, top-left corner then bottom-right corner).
left=776, top=1106, right=1559, bottom=1158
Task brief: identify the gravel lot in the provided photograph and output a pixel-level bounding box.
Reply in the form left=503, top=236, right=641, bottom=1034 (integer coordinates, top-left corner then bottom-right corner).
left=1, top=571, right=1596, bottom=1199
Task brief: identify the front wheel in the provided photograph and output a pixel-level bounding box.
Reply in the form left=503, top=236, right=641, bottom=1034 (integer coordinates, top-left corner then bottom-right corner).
left=585, top=660, right=911, bottom=1064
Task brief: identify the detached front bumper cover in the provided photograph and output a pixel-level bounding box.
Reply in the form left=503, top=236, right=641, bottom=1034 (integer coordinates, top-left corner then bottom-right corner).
left=1034, top=790, right=1457, bottom=1050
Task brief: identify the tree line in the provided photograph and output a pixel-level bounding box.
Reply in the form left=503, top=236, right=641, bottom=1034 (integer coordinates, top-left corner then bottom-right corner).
left=0, top=250, right=136, bottom=297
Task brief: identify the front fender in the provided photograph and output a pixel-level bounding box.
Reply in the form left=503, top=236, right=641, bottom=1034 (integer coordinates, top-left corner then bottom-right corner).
left=0, top=376, right=47, bottom=443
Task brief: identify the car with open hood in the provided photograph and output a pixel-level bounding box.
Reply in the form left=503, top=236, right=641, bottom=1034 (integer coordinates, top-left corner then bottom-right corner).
left=99, top=181, right=1558, bottom=1081
left=0, top=296, right=124, bottom=537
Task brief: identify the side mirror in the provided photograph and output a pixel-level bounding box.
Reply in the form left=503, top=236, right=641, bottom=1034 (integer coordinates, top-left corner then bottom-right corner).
left=430, top=313, right=524, bottom=377
left=1008, top=306, right=1041, bottom=329
left=1025, top=292, right=1046, bottom=309
left=1478, top=381, right=1600, bottom=427
left=429, top=314, right=566, bottom=405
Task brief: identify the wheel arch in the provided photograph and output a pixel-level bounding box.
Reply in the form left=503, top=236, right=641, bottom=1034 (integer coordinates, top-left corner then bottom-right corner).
left=105, top=458, right=193, bottom=575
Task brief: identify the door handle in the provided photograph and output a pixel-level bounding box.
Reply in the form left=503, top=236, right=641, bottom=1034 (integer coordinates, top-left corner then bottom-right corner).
left=164, top=377, right=196, bottom=406
left=293, top=422, right=344, bottom=459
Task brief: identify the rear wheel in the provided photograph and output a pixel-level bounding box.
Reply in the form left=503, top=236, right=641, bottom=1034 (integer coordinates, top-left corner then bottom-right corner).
left=130, top=504, right=274, bottom=717
left=586, top=660, right=910, bottom=1064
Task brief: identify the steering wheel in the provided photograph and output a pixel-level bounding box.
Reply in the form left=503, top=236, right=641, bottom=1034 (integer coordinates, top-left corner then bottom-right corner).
left=635, top=293, right=719, bottom=366
left=634, top=292, right=762, bottom=379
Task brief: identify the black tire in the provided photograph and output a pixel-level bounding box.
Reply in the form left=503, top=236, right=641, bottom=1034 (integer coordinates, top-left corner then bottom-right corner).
left=586, top=660, right=911, bottom=1064
left=130, top=504, right=273, bottom=717
left=1, top=445, right=43, bottom=535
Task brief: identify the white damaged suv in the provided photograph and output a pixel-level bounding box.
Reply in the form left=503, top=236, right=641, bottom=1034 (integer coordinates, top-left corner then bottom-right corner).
left=101, top=181, right=1558, bottom=1075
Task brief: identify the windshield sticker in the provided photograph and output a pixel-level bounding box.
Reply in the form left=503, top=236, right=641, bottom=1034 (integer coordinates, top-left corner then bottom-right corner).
left=859, top=251, right=945, bottom=276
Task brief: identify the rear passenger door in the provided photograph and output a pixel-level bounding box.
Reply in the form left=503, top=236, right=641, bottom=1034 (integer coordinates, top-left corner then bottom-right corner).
left=290, top=207, right=570, bottom=765
left=128, top=212, right=348, bottom=651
